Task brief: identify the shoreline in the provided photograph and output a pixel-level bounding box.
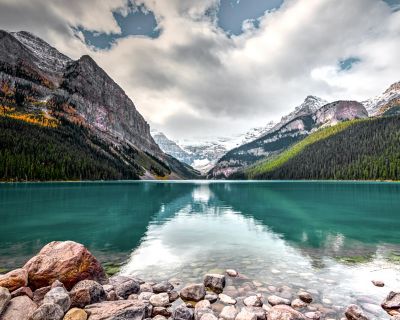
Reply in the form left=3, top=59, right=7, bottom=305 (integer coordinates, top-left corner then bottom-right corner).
left=0, top=241, right=398, bottom=320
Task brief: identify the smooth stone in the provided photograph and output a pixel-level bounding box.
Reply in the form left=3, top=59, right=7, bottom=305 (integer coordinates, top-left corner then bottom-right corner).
left=220, top=305, right=238, bottom=320
left=152, top=306, right=173, bottom=317
left=219, top=294, right=237, bottom=305
left=267, top=305, right=306, bottom=320
left=128, top=294, right=139, bottom=300
left=64, top=308, right=88, bottom=320
left=304, top=311, right=321, bottom=320
left=139, top=291, right=155, bottom=301
left=243, top=306, right=266, bottom=320
left=0, top=268, right=28, bottom=292
left=153, top=281, right=174, bottom=293
left=372, top=280, right=384, bottom=287
left=0, top=295, right=37, bottom=320
left=195, top=307, right=214, bottom=320
left=204, top=274, right=226, bottom=294
left=103, top=285, right=114, bottom=293
left=169, top=291, right=180, bottom=302
left=291, top=299, right=307, bottom=309
left=180, top=284, right=206, bottom=302
left=226, top=270, right=238, bottom=277
left=150, top=293, right=170, bottom=307
left=31, top=302, right=64, bottom=320
left=205, top=293, right=218, bottom=303
left=173, top=304, right=194, bottom=320
left=84, top=300, right=148, bottom=320
left=44, top=286, right=71, bottom=312
left=382, top=292, right=400, bottom=310
left=33, top=286, right=52, bottom=305
left=70, top=280, right=106, bottom=308
left=235, top=308, right=257, bottom=320
left=140, top=283, right=153, bottom=293
left=267, top=295, right=290, bottom=306
left=298, top=292, right=313, bottom=304
left=360, top=303, right=381, bottom=316
left=196, top=300, right=211, bottom=309
left=10, top=286, right=33, bottom=299
left=0, top=286, right=11, bottom=314
left=153, top=316, right=167, bottom=320
left=344, top=304, right=368, bottom=320
left=267, top=286, right=277, bottom=293
left=23, top=241, right=106, bottom=290
left=200, top=313, right=218, bottom=320
left=244, top=295, right=263, bottom=307
left=109, top=276, right=140, bottom=299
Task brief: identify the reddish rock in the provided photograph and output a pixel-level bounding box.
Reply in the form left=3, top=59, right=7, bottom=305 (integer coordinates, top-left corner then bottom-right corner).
left=10, top=286, right=33, bottom=299
left=0, top=295, right=37, bottom=320
left=267, top=305, right=305, bottom=320
left=84, top=300, right=148, bottom=320
left=0, top=268, right=28, bottom=292
left=33, top=286, right=51, bottom=305
left=23, top=241, right=107, bottom=290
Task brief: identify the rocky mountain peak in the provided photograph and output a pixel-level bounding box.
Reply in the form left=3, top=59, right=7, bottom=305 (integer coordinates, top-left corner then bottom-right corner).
left=384, top=81, right=400, bottom=94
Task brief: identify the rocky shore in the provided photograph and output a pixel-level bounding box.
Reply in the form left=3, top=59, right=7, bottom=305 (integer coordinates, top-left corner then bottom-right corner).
left=0, top=241, right=398, bottom=320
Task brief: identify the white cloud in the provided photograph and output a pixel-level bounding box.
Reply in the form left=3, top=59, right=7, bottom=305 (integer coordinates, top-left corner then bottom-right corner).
left=0, top=0, right=399, bottom=140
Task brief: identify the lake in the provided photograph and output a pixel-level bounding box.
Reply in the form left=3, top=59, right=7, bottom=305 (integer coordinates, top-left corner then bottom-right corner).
left=1, top=181, right=400, bottom=318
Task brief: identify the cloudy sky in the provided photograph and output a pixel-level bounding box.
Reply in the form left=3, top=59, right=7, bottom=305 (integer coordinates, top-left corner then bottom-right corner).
left=0, top=0, right=399, bottom=140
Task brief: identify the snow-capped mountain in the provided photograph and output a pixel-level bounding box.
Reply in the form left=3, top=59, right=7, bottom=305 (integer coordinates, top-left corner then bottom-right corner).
left=152, top=121, right=276, bottom=173
left=362, top=81, right=400, bottom=116
left=208, top=96, right=369, bottom=179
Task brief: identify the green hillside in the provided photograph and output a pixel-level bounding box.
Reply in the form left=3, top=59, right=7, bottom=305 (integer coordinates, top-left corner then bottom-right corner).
left=245, top=116, right=400, bottom=180
left=0, top=116, right=172, bottom=181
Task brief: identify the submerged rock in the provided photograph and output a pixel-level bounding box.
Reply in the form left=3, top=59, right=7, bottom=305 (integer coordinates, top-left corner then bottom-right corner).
left=226, top=270, right=238, bottom=277
left=382, top=291, right=400, bottom=310
left=23, top=241, right=106, bottom=290
left=244, top=295, right=263, bottom=307
left=371, top=280, right=384, bottom=287
left=70, top=280, right=106, bottom=308
left=0, top=268, right=28, bottom=292
left=0, top=286, right=11, bottom=314
left=204, top=274, right=226, bottom=293
left=267, top=295, right=290, bottom=306
left=180, top=284, right=206, bottom=302
left=298, top=291, right=313, bottom=304
left=219, top=294, right=237, bottom=305
left=344, top=304, right=369, bottom=320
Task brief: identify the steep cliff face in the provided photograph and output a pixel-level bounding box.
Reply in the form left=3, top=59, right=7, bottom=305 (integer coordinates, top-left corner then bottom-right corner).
left=0, top=30, right=197, bottom=180
left=208, top=98, right=368, bottom=179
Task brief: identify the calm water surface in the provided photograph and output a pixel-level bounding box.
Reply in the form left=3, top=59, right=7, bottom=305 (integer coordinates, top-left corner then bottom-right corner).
left=1, top=181, right=400, bottom=318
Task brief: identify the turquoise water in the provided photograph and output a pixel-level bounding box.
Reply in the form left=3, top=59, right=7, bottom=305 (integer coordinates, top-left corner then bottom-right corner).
left=1, top=181, right=400, bottom=318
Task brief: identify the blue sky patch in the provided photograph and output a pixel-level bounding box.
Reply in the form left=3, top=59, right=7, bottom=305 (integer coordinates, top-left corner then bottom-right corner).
left=217, top=0, right=283, bottom=35
left=75, top=4, right=159, bottom=50
left=339, top=57, right=361, bottom=71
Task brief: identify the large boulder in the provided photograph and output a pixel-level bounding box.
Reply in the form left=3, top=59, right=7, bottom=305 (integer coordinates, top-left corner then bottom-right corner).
left=180, top=284, right=206, bottom=302
left=43, top=286, right=71, bottom=312
left=0, top=268, right=28, bottom=291
left=267, top=305, right=306, bottom=320
left=203, top=274, right=226, bottom=293
left=109, top=276, right=140, bottom=299
left=84, top=300, right=148, bottom=320
left=0, top=295, right=37, bottom=320
left=344, top=304, right=369, bottom=320
left=23, top=241, right=106, bottom=290
left=31, top=302, right=64, bottom=320
left=0, top=287, right=11, bottom=314
left=70, top=280, right=106, bottom=308
left=382, top=291, right=400, bottom=310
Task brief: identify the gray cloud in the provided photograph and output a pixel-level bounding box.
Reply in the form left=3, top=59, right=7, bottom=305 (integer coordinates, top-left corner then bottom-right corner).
left=0, top=0, right=399, bottom=141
